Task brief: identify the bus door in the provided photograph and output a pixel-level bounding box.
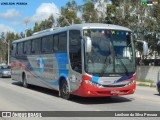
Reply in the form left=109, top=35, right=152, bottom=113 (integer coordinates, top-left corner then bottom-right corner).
left=69, top=30, right=82, bottom=91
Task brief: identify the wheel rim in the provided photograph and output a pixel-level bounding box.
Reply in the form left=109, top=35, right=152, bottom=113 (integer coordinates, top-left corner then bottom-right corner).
left=61, top=80, right=70, bottom=99
left=23, top=77, right=28, bottom=88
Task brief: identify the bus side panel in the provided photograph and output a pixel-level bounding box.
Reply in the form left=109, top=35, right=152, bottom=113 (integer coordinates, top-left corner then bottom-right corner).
left=27, top=54, right=60, bottom=90
left=11, top=53, right=70, bottom=91
left=55, top=53, right=69, bottom=87
left=11, top=56, right=26, bottom=82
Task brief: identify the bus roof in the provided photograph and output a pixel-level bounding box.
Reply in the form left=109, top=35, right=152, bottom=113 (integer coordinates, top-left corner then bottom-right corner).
left=12, top=23, right=132, bottom=43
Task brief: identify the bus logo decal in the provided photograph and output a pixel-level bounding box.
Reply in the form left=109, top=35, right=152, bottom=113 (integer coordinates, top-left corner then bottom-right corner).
left=37, top=56, right=44, bottom=74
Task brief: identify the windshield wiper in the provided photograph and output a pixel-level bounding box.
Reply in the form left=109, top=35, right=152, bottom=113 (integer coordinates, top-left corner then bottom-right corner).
left=99, top=39, right=114, bottom=77
left=116, top=56, right=129, bottom=76
left=99, top=56, right=110, bottom=77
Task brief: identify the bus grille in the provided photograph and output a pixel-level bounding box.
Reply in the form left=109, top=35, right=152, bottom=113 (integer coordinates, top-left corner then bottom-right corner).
left=102, top=84, right=126, bottom=88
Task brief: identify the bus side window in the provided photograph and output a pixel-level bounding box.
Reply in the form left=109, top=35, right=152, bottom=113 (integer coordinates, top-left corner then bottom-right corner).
left=31, top=38, right=41, bottom=54
left=23, top=41, right=31, bottom=55
left=17, top=42, right=23, bottom=55
left=31, top=40, right=35, bottom=54
left=58, top=32, right=67, bottom=52
left=11, top=44, right=17, bottom=56
left=69, top=30, right=82, bottom=73
left=53, top=35, right=58, bottom=51
left=42, top=35, right=53, bottom=53
left=53, top=32, right=67, bottom=52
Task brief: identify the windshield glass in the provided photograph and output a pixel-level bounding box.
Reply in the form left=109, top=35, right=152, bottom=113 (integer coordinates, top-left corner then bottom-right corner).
left=84, top=29, right=135, bottom=76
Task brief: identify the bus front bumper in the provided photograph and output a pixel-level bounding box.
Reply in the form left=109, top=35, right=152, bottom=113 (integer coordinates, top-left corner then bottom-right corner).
left=72, top=81, right=136, bottom=97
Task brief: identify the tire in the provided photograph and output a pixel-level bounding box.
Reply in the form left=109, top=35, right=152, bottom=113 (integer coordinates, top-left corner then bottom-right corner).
left=60, top=79, right=71, bottom=100
left=22, top=75, right=28, bottom=88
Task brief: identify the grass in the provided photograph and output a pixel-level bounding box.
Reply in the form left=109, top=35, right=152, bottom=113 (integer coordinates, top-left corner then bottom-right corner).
left=136, top=79, right=156, bottom=88
left=137, top=79, right=154, bottom=83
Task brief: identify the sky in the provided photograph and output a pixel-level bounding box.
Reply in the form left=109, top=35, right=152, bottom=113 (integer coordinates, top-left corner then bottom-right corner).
left=0, top=0, right=84, bottom=34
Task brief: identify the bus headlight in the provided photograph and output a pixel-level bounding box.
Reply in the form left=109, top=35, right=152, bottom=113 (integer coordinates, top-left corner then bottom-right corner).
left=84, top=80, right=103, bottom=88
left=125, top=80, right=136, bottom=86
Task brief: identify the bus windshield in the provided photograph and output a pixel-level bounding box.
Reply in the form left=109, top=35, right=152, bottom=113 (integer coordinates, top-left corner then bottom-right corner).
left=84, top=29, right=135, bottom=76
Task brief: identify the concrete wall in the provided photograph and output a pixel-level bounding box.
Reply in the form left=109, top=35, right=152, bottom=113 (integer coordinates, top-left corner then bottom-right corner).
left=136, top=66, right=160, bottom=82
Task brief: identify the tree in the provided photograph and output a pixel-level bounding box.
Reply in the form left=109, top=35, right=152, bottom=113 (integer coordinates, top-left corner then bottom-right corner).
left=5, top=32, right=15, bottom=62
left=32, top=15, right=55, bottom=32
left=0, top=32, right=6, bottom=63
left=151, top=4, right=160, bottom=31
left=26, top=29, right=33, bottom=37
left=112, top=0, right=123, bottom=6
left=82, top=1, right=98, bottom=23
left=58, top=0, right=81, bottom=27
left=104, top=4, right=116, bottom=24
left=19, top=32, right=24, bottom=39
left=33, top=22, right=41, bottom=32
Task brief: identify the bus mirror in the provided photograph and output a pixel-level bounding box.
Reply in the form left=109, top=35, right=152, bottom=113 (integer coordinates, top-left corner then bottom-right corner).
left=136, top=40, right=148, bottom=55
left=84, top=36, right=92, bottom=53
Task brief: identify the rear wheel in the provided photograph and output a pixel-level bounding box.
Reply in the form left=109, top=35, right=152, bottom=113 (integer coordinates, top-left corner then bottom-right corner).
left=22, top=75, right=28, bottom=88
left=60, top=79, right=71, bottom=100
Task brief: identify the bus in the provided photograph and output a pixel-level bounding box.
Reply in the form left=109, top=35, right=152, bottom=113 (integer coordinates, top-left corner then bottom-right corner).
left=11, top=23, right=148, bottom=99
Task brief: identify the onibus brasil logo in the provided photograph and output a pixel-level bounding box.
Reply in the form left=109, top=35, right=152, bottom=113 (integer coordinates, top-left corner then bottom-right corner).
left=37, top=56, right=44, bottom=73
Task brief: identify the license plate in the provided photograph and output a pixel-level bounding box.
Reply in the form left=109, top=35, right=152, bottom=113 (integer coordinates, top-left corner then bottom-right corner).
left=111, top=90, right=120, bottom=94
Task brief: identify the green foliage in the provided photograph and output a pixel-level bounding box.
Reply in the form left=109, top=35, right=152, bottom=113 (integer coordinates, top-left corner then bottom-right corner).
left=33, top=22, right=41, bottom=32
left=112, top=0, right=123, bottom=6
left=33, top=15, right=55, bottom=32
left=26, top=29, right=33, bottom=37
left=0, top=0, right=160, bottom=63
left=57, top=0, right=81, bottom=27
left=137, top=79, right=154, bottom=83
left=82, top=1, right=98, bottom=23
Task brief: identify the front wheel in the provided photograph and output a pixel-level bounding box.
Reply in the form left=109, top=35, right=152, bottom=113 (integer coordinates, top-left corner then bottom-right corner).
left=60, top=79, right=71, bottom=100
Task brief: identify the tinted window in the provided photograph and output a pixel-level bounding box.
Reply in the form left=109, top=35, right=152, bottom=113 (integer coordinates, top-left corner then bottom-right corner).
left=69, top=30, right=82, bottom=73
left=53, top=32, right=67, bottom=52
left=54, top=35, right=58, bottom=51
left=17, top=42, right=23, bottom=55
left=59, top=32, right=67, bottom=52
left=24, top=40, right=31, bottom=54
left=42, top=35, right=53, bottom=53
left=31, top=38, right=41, bottom=54
left=11, top=43, right=16, bottom=56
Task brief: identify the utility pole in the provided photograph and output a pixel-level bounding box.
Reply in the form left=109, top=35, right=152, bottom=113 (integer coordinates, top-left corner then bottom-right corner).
left=0, top=38, right=10, bottom=65
left=24, top=19, right=29, bottom=38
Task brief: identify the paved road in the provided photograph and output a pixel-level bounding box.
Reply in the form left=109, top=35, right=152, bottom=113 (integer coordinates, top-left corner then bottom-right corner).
left=0, top=78, right=160, bottom=120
